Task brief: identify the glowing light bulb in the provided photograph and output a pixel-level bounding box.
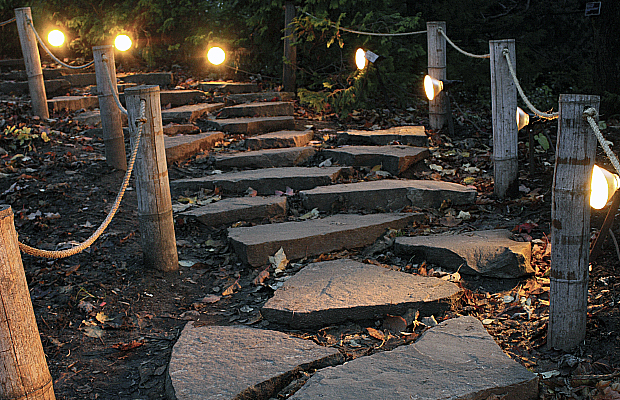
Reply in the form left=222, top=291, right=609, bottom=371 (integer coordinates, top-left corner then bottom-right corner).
left=590, top=165, right=620, bottom=209
left=355, top=48, right=367, bottom=70
left=207, top=47, right=226, bottom=65
left=424, top=75, right=443, bottom=101
left=47, top=30, right=65, bottom=47
left=115, top=35, right=132, bottom=51
left=517, top=107, right=529, bottom=130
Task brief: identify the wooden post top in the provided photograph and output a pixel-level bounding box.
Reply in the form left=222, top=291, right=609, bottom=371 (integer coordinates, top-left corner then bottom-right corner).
left=93, top=45, right=114, bottom=51
left=125, top=85, right=160, bottom=95
left=0, top=204, right=11, bottom=218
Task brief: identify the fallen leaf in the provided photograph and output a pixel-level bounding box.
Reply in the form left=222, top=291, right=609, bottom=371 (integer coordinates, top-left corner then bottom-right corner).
left=83, top=325, right=104, bottom=339
left=299, top=208, right=319, bottom=220
left=383, top=314, right=407, bottom=333
left=95, top=311, right=112, bottom=323
left=439, top=215, right=461, bottom=227
left=371, top=164, right=382, bottom=172
left=253, top=269, right=270, bottom=286
left=319, top=158, right=332, bottom=167
left=222, top=280, right=241, bottom=296
left=113, top=340, right=144, bottom=351
left=201, top=295, right=221, bottom=304
left=269, top=247, right=289, bottom=273
left=366, top=327, right=385, bottom=341
left=246, top=187, right=257, bottom=197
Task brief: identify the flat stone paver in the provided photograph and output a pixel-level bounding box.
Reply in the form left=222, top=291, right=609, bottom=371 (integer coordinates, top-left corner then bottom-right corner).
left=163, top=124, right=200, bottom=136
left=119, top=90, right=207, bottom=108
left=262, top=259, right=462, bottom=328
left=214, top=147, right=316, bottom=169
left=291, top=316, right=538, bottom=400
left=62, top=73, right=97, bottom=87
left=48, top=95, right=99, bottom=112
left=118, top=72, right=173, bottom=86
left=245, top=130, right=313, bottom=150
left=228, top=212, right=422, bottom=267
left=199, top=81, right=259, bottom=94
left=167, top=325, right=343, bottom=400
left=394, top=229, right=534, bottom=278
left=301, top=179, right=477, bottom=212
left=0, top=79, right=70, bottom=96
left=73, top=110, right=128, bottom=127
left=217, top=91, right=295, bottom=104
left=180, top=196, right=287, bottom=226
left=342, top=125, right=428, bottom=147
left=217, top=101, right=293, bottom=119
left=165, top=132, right=224, bottom=164
left=323, top=145, right=429, bottom=175
left=161, top=103, right=225, bottom=123
left=207, top=116, right=295, bottom=135
left=171, top=166, right=350, bottom=196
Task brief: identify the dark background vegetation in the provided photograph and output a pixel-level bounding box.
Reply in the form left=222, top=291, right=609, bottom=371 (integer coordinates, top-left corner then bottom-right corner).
left=0, top=0, right=618, bottom=117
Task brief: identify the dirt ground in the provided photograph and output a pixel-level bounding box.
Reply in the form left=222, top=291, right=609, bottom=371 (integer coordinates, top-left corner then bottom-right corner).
left=1, top=86, right=620, bottom=399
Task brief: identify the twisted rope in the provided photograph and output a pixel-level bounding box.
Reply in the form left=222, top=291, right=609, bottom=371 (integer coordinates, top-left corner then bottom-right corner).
left=27, top=18, right=94, bottom=70
left=18, top=100, right=146, bottom=258
left=101, top=55, right=128, bottom=116
left=502, top=48, right=558, bottom=120
left=437, top=27, right=489, bottom=59
left=584, top=107, right=620, bottom=175
left=302, top=10, right=426, bottom=37
left=0, top=17, right=15, bottom=27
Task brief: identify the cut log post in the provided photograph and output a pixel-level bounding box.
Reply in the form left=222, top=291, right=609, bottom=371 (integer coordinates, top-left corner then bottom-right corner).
left=548, top=94, right=600, bottom=351
left=125, top=85, right=178, bottom=272
left=282, top=1, right=297, bottom=93
left=14, top=7, right=49, bottom=120
left=93, top=45, right=127, bottom=171
left=427, top=21, right=447, bottom=131
left=490, top=39, right=518, bottom=199
left=0, top=205, right=55, bottom=400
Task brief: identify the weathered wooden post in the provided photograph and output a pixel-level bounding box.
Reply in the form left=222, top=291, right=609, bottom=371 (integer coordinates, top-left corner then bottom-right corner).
left=283, top=1, right=297, bottom=93
left=427, top=21, right=447, bottom=130
left=490, top=39, right=518, bottom=198
left=548, top=94, right=600, bottom=351
left=14, top=7, right=49, bottom=120
left=93, top=45, right=127, bottom=171
left=125, top=86, right=178, bottom=272
left=0, top=205, right=55, bottom=400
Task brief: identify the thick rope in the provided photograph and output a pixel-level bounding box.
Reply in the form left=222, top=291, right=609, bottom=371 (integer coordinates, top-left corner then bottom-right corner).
left=437, top=27, right=490, bottom=59
left=503, top=48, right=558, bottom=120
left=302, top=10, right=426, bottom=37
left=27, top=18, right=94, bottom=70
left=0, top=17, right=15, bottom=27
left=18, top=100, right=146, bottom=258
left=584, top=107, right=620, bottom=175
left=101, top=55, right=128, bottom=116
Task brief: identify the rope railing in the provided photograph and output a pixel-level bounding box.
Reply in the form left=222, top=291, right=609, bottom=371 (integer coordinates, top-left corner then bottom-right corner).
left=0, top=17, right=15, bottom=27
left=437, top=27, right=489, bottom=59
left=584, top=107, right=620, bottom=175
left=101, top=54, right=128, bottom=116
left=502, top=48, right=558, bottom=120
left=18, top=99, right=146, bottom=258
left=26, top=17, right=94, bottom=70
left=301, top=10, right=427, bottom=37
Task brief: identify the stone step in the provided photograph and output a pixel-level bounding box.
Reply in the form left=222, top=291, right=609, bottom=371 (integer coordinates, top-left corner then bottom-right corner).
left=340, top=125, right=428, bottom=147
left=179, top=196, right=287, bottom=226
left=48, top=95, right=99, bottom=112
left=291, top=316, right=538, bottom=400
left=164, top=132, right=224, bottom=165
left=199, top=81, right=259, bottom=94
left=118, top=89, right=207, bottom=108
left=0, top=69, right=62, bottom=81
left=301, top=179, right=477, bottom=212
left=323, top=145, right=429, bottom=175
left=171, top=166, right=350, bottom=196
left=216, top=101, right=293, bottom=119
left=74, top=110, right=127, bottom=127
left=394, top=229, right=533, bottom=278
left=228, top=212, right=422, bottom=267
left=163, top=124, right=200, bottom=136
left=213, top=147, right=316, bottom=169
left=262, top=259, right=462, bottom=328
left=62, top=73, right=97, bottom=87
left=161, top=103, right=225, bottom=123
left=205, top=116, right=295, bottom=135
left=0, top=79, right=70, bottom=96
left=218, top=91, right=295, bottom=104
left=118, top=72, right=174, bottom=87
left=245, top=130, right=313, bottom=150
left=167, top=325, right=343, bottom=400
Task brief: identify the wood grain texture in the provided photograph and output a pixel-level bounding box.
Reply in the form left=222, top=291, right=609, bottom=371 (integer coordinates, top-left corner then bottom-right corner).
left=426, top=21, right=447, bottom=130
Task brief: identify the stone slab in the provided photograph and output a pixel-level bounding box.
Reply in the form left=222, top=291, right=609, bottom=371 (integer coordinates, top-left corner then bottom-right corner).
left=62, top=73, right=97, bottom=87
left=119, top=89, right=207, bottom=108
left=167, top=325, right=343, bottom=400
left=171, top=166, right=350, bottom=196
left=218, top=91, right=295, bottom=104
left=73, top=110, right=127, bottom=127
left=199, top=81, right=259, bottom=94
left=394, top=229, right=534, bottom=278
left=165, top=132, right=224, bottom=164
left=0, top=69, right=62, bottom=81
left=217, top=101, right=293, bottom=119
left=161, top=103, right=225, bottom=123
left=291, top=316, right=538, bottom=400
left=163, top=124, right=200, bottom=136
left=214, top=147, right=316, bottom=169
left=48, top=95, right=99, bottom=112
left=207, top=116, right=295, bottom=135
left=323, top=145, right=429, bottom=175
left=301, top=179, right=477, bottom=212
left=342, top=125, right=428, bottom=147
left=245, top=130, right=313, bottom=150
left=228, top=212, right=421, bottom=267
left=0, top=59, right=25, bottom=69
left=262, top=259, right=462, bottom=328
left=0, top=79, right=70, bottom=96
left=180, top=196, right=287, bottom=226
left=119, top=72, right=173, bottom=86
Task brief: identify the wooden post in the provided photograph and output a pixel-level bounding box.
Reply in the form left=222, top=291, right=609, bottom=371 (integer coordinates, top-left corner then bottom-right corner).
left=427, top=21, right=447, bottom=130
left=93, top=45, right=127, bottom=171
left=282, top=1, right=297, bottom=93
left=548, top=94, right=600, bottom=351
left=14, top=7, right=49, bottom=120
left=0, top=205, right=55, bottom=400
left=490, top=39, right=518, bottom=199
left=125, top=85, right=178, bottom=272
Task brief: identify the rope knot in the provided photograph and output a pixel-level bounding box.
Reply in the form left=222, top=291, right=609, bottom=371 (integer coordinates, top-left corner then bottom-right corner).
left=502, top=48, right=510, bottom=56
left=135, top=117, right=147, bottom=127
left=583, top=107, right=598, bottom=120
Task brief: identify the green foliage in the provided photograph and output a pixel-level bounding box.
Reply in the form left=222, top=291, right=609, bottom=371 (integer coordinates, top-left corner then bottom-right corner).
left=1, top=125, right=49, bottom=152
